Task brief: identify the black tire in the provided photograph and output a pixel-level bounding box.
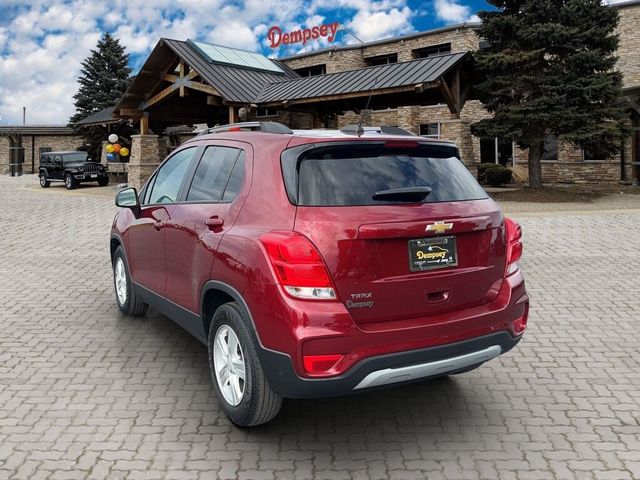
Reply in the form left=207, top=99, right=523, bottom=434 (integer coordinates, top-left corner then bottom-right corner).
left=98, top=177, right=109, bottom=187
left=112, top=246, right=148, bottom=316
left=39, top=173, right=50, bottom=188
left=208, top=302, right=282, bottom=427
left=64, top=173, right=77, bottom=190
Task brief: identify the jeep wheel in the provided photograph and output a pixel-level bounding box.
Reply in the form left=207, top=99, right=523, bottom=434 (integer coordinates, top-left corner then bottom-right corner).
left=98, top=177, right=109, bottom=187
left=64, top=173, right=77, bottom=190
left=208, top=302, right=282, bottom=427
left=39, top=173, right=50, bottom=188
left=112, top=246, right=148, bottom=316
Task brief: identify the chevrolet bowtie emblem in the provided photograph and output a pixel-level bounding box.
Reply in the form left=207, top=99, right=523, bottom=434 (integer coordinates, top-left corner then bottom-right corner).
left=426, top=221, right=453, bottom=234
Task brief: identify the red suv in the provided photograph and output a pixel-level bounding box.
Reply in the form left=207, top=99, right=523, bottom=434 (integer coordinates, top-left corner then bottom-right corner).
left=111, top=123, right=528, bottom=426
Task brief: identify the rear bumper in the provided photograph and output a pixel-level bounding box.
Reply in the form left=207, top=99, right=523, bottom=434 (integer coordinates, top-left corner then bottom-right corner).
left=259, top=330, right=520, bottom=398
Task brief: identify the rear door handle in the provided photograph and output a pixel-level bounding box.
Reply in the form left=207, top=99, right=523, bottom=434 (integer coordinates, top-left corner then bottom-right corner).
left=154, top=221, right=165, bottom=230
left=205, top=217, right=224, bottom=230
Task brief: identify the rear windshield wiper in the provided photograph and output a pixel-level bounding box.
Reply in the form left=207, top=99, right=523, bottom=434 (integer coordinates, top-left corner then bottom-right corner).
left=372, top=186, right=432, bottom=202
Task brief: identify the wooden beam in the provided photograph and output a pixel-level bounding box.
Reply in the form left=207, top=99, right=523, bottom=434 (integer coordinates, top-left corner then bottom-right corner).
left=228, top=106, right=237, bottom=124
left=184, top=81, right=221, bottom=97
left=140, top=83, right=179, bottom=110
left=179, top=62, right=185, bottom=97
left=119, top=108, right=143, bottom=118
left=439, top=77, right=459, bottom=116
left=140, top=114, right=149, bottom=135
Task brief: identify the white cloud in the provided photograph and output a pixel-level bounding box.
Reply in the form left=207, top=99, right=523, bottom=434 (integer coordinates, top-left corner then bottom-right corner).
left=0, top=0, right=418, bottom=125
left=433, top=0, right=478, bottom=24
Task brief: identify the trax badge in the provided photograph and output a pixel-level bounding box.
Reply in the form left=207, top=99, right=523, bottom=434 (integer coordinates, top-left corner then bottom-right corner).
left=426, top=221, right=453, bottom=234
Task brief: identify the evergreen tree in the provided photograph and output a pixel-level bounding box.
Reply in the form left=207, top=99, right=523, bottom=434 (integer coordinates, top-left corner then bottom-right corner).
left=471, top=0, right=630, bottom=188
left=70, top=33, right=132, bottom=158
left=71, top=33, right=131, bottom=124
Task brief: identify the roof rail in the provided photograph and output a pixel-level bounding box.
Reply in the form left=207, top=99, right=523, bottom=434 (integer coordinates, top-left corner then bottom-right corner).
left=197, top=121, right=293, bottom=136
left=340, top=125, right=416, bottom=137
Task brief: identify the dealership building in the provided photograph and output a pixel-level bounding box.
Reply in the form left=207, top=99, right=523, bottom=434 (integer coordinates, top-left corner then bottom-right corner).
left=2, top=0, right=638, bottom=186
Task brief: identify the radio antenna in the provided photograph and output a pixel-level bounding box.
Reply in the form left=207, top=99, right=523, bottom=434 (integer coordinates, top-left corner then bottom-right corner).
left=356, top=77, right=377, bottom=137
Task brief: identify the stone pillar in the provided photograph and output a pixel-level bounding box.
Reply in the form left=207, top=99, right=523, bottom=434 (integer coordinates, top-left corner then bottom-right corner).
left=100, top=141, right=108, bottom=165
left=440, top=120, right=475, bottom=166
left=397, top=106, right=418, bottom=134
left=128, top=135, right=167, bottom=189
left=0, top=137, right=10, bottom=175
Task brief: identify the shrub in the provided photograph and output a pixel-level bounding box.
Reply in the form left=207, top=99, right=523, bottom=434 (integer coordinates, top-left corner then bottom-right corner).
left=477, top=162, right=504, bottom=184
left=510, top=164, right=529, bottom=184
left=484, top=165, right=513, bottom=186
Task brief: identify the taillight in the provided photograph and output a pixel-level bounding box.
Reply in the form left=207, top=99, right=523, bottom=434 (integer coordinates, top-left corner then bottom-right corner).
left=504, top=217, right=523, bottom=276
left=260, top=232, right=337, bottom=301
left=303, top=354, right=344, bottom=375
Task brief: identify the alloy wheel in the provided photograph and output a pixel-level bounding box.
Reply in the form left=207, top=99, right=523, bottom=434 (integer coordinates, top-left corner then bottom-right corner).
left=213, top=325, right=246, bottom=406
left=114, top=257, right=127, bottom=306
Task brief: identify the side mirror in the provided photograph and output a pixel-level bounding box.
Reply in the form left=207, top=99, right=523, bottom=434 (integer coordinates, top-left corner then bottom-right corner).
left=115, top=187, right=140, bottom=217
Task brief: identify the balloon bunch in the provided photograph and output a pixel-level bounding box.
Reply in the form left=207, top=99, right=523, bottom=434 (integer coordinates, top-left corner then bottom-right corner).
left=105, top=134, right=129, bottom=161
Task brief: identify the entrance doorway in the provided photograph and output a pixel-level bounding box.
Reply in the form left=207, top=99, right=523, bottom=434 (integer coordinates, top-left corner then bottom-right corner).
left=480, top=137, right=514, bottom=166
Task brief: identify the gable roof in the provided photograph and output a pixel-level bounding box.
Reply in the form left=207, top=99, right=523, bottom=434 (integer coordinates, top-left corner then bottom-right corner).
left=163, top=39, right=297, bottom=103
left=115, top=37, right=471, bottom=116
left=75, top=106, right=118, bottom=126
left=257, top=52, right=468, bottom=104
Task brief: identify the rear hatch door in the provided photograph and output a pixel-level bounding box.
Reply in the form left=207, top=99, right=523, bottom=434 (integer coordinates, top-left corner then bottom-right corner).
left=283, top=140, right=507, bottom=325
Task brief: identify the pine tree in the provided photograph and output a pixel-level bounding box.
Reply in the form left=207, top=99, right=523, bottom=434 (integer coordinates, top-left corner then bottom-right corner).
left=71, top=33, right=131, bottom=124
left=471, top=0, right=630, bottom=188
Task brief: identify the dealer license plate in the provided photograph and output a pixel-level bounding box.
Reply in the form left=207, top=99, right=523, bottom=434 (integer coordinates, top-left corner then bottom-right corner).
left=408, top=236, right=458, bottom=272
left=91, top=174, right=97, bottom=178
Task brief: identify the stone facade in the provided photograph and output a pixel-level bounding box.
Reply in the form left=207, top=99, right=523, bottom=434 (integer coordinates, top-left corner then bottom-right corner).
left=283, top=24, right=479, bottom=73
left=0, top=137, right=9, bottom=175
left=616, top=2, right=640, bottom=89
left=128, top=135, right=170, bottom=189
left=278, top=5, right=640, bottom=184
left=0, top=133, right=83, bottom=175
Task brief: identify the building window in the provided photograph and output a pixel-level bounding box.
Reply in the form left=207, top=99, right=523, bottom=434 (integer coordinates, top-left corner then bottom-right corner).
left=583, top=146, right=610, bottom=161
left=413, top=43, right=452, bottom=59
left=419, top=123, right=440, bottom=138
left=541, top=135, right=558, bottom=160
left=366, top=53, right=398, bottom=66
left=294, top=64, right=326, bottom=77
left=256, top=107, right=278, bottom=118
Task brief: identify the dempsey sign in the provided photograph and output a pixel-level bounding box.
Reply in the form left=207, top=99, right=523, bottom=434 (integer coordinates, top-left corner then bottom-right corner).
left=267, top=22, right=340, bottom=48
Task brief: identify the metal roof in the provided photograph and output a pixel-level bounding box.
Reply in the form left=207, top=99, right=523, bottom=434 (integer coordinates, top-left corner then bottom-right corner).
left=0, top=125, right=76, bottom=135
left=163, top=39, right=297, bottom=103
left=257, top=52, right=468, bottom=104
left=75, top=106, right=118, bottom=126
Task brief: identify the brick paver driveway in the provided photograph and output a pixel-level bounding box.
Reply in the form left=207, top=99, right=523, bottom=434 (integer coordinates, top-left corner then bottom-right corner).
left=1, top=175, right=639, bottom=480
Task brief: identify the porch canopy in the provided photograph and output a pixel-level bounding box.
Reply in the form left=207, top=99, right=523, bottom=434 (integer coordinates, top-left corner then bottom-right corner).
left=114, top=37, right=474, bottom=131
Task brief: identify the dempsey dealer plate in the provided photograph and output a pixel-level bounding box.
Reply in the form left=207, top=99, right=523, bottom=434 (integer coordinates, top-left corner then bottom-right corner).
left=408, top=236, right=458, bottom=272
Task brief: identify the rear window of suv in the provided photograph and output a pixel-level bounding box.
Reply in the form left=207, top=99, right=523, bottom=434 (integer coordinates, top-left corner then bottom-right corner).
left=281, top=142, right=488, bottom=206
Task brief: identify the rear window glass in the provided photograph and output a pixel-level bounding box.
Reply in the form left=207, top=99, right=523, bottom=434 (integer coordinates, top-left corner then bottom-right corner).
left=282, top=143, right=488, bottom=206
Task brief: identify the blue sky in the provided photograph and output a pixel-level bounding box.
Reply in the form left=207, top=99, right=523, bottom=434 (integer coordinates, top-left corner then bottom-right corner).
left=0, top=0, right=501, bottom=124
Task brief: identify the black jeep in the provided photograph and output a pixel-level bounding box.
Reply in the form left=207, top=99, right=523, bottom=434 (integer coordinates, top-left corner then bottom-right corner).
left=39, top=151, right=109, bottom=189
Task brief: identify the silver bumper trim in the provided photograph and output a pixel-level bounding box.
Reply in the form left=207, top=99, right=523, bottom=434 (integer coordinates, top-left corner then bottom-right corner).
left=353, top=345, right=502, bottom=390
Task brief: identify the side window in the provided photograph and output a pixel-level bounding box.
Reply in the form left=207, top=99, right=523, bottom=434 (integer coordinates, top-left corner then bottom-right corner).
left=147, top=147, right=196, bottom=205
left=54, top=155, right=62, bottom=165
left=186, top=146, right=245, bottom=202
